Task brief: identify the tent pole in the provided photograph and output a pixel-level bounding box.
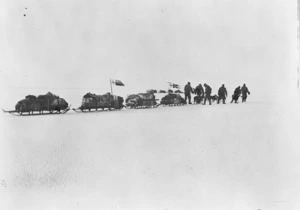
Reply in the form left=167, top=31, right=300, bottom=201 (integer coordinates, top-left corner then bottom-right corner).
left=110, top=79, right=113, bottom=95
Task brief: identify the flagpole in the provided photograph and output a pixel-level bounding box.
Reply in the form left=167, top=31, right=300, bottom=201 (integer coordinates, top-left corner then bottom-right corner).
left=110, top=79, right=113, bottom=95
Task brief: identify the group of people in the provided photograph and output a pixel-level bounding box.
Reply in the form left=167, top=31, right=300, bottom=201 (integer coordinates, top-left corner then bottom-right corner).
left=183, top=82, right=250, bottom=105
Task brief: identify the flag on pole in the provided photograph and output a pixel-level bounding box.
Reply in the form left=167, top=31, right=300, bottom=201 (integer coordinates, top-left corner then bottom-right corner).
left=112, top=79, right=125, bottom=86
left=110, top=79, right=125, bottom=95
left=168, top=82, right=180, bottom=89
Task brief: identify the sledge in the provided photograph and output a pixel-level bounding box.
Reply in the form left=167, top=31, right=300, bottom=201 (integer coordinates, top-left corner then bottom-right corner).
left=125, top=93, right=158, bottom=109
left=3, top=92, right=70, bottom=116
left=75, top=93, right=124, bottom=113
left=72, top=106, right=123, bottom=113
left=124, top=104, right=159, bottom=109
left=2, top=106, right=70, bottom=116
left=159, top=103, right=187, bottom=107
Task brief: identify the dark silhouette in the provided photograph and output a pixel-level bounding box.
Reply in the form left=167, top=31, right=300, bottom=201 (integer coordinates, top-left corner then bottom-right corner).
left=231, top=86, right=241, bottom=103
left=217, top=84, right=227, bottom=104
left=211, top=95, right=219, bottom=103
left=203, top=83, right=212, bottom=105
left=184, top=82, right=193, bottom=104
left=241, top=84, right=250, bottom=102
left=194, top=84, right=204, bottom=97
left=194, top=95, right=203, bottom=104
left=194, top=84, right=204, bottom=104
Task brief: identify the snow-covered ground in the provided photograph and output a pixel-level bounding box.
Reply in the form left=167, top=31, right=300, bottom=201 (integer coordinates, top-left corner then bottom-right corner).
left=0, top=94, right=300, bottom=210
left=0, top=0, right=298, bottom=208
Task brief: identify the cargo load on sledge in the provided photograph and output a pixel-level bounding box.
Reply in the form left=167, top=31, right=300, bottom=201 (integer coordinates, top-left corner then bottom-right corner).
left=3, top=92, right=70, bottom=115
left=160, top=93, right=186, bottom=106
left=125, top=93, right=157, bottom=109
left=75, top=92, right=124, bottom=112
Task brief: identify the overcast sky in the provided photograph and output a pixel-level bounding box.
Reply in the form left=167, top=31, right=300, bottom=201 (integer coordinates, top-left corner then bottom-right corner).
left=0, top=0, right=298, bottom=106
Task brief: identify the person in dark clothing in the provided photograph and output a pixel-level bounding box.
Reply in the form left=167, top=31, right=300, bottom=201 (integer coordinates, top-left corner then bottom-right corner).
left=194, top=84, right=204, bottom=104
left=203, top=83, right=212, bottom=105
left=217, top=84, right=227, bottom=104
left=230, top=86, right=241, bottom=103
left=194, top=84, right=204, bottom=97
left=184, top=82, right=193, bottom=104
left=241, top=84, right=250, bottom=102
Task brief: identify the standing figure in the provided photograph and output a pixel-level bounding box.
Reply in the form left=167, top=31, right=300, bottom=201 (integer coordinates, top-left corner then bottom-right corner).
left=184, top=82, right=193, bottom=104
left=195, top=84, right=204, bottom=97
left=217, top=84, right=227, bottom=104
left=194, top=84, right=204, bottom=104
left=203, top=83, right=212, bottom=105
left=241, top=84, right=250, bottom=102
left=231, top=86, right=241, bottom=103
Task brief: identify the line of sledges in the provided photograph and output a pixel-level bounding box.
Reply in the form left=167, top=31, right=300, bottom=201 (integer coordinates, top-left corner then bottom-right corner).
left=2, top=92, right=220, bottom=116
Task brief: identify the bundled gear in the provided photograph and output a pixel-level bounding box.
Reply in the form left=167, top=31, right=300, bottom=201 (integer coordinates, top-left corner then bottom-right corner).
left=160, top=93, right=186, bottom=106
left=125, top=93, right=157, bottom=108
left=146, top=89, right=157, bottom=94
left=194, top=95, right=204, bottom=104
left=14, top=92, right=69, bottom=115
left=78, top=92, right=124, bottom=111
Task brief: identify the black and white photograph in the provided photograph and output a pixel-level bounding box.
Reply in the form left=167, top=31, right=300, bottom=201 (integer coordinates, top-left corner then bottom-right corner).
left=1, top=0, right=300, bottom=209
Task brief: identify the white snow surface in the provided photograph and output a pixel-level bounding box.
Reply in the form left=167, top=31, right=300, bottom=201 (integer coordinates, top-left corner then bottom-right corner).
left=0, top=94, right=300, bottom=210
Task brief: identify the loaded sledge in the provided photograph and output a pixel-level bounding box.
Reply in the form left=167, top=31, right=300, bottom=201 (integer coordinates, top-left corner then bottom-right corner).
left=160, top=93, right=186, bottom=106
left=72, top=92, right=124, bottom=112
left=125, top=93, right=158, bottom=109
left=2, top=92, right=70, bottom=116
